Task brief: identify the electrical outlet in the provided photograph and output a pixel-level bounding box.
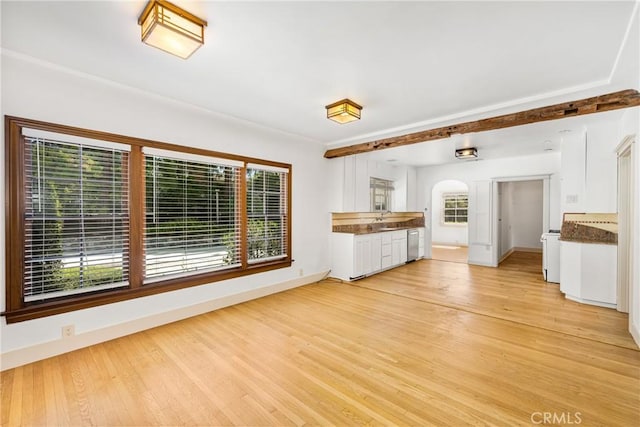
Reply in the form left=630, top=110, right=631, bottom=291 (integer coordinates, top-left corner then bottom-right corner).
left=298, top=268, right=304, bottom=277
left=61, top=325, right=75, bottom=338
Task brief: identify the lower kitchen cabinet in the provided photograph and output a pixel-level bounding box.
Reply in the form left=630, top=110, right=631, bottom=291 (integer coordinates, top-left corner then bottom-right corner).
left=370, top=234, right=382, bottom=272
left=353, top=235, right=371, bottom=278
left=560, top=240, right=617, bottom=308
left=381, top=233, right=392, bottom=269
left=331, top=228, right=423, bottom=281
left=391, top=230, right=407, bottom=265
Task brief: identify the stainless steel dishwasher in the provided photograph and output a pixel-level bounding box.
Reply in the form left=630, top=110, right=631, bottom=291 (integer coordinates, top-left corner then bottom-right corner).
left=407, top=228, right=419, bottom=262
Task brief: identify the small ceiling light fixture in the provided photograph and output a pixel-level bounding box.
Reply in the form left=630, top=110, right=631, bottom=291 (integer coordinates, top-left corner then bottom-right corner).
left=455, top=147, right=478, bottom=159
left=138, top=0, right=207, bottom=59
left=325, top=99, right=362, bottom=124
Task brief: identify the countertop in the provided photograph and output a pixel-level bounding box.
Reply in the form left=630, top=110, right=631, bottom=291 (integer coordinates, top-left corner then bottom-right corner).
left=333, top=221, right=424, bottom=235
left=560, top=213, right=617, bottom=245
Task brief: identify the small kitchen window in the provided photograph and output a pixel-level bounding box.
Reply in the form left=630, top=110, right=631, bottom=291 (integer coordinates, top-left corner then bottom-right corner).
left=442, top=193, right=468, bottom=225
left=370, top=177, right=394, bottom=212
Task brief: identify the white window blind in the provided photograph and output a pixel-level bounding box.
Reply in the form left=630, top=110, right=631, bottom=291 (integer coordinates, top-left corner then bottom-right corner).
left=24, top=137, right=130, bottom=302
left=246, top=166, right=288, bottom=263
left=144, top=153, right=241, bottom=282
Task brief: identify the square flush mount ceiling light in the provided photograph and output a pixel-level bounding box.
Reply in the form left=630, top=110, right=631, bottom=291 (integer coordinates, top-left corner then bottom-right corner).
left=138, top=0, right=207, bottom=59
left=455, top=147, right=478, bottom=159
left=325, top=99, right=362, bottom=124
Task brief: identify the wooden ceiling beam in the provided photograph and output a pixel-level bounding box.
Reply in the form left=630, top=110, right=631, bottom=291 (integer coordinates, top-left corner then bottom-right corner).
left=323, top=89, right=640, bottom=159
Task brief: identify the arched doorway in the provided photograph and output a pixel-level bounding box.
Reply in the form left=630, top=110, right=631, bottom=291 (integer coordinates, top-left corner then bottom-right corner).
left=431, top=179, right=468, bottom=263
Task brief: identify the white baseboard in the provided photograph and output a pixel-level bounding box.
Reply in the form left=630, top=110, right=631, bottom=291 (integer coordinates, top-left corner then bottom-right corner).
left=513, top=246, right=543, bottom=253
left=630, top=320, right=640, bottom=348
left=564, top=294, right=617, bottom=310
left=468, top=259, right=496, bottom=267
left=499, top=248, right=515, bottom=263
left=432, top=242, right=469, bottom=248
left=0, top=271, right=329, bottom=371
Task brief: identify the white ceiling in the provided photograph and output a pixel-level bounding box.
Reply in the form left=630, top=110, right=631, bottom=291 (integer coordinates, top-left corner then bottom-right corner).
left=1, top=1, right=637, bottom=166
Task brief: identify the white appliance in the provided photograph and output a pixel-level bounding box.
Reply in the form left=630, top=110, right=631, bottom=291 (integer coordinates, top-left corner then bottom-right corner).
left=540, top=231, right=560, bottom=283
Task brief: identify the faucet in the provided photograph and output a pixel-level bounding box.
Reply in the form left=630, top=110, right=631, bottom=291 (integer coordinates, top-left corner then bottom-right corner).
left=374, top=210, right=391, bottom=222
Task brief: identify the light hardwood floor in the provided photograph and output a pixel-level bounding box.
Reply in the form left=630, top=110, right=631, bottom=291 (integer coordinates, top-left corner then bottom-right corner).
left=431, top=245, right=468, bottom=263
left=2, top=253, right=639, bottom=426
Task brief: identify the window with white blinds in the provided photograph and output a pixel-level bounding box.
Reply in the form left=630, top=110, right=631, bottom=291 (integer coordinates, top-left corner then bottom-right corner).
left=23, top=137, right=130, bottom=302
left=246, top=165, right=288, bottom=263
left=144, top=150, right=242, bottom=281
left=6, top=116, right=292, bottom=323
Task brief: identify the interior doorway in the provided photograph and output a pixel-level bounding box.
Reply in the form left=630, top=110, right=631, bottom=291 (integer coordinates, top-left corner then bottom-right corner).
left=495, top=179, right=545, bottom=266
left=431, top=180, right=468, bottom=263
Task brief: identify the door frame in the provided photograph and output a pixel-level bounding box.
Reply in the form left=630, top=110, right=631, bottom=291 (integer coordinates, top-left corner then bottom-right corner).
left=616, top=135, right=635, bottom=313
left=491, top=174, right=551, bottom=267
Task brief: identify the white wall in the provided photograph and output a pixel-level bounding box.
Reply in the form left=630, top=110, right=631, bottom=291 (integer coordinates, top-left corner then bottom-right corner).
left=498, top=180, right=543, bottom=257
left=509, top=180, right=544, bottom=249
left=0, top=53, right=331, bottom=366
left=626, top=108, right=640, bottom=346
left=611, top=4, right=639, bottom=346
left=431, top=180, right=469, bottom=245
left=417, top=152, right=561, bottom=266
left=586, top=121, right=620, bottom=212
left=618, top=106, right=640, bottom=346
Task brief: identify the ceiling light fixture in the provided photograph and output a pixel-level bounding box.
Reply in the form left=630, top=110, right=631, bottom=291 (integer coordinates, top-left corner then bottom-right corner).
left=325, top=99, right=362, bottom=124
left=138, top=0, right=207, bottom=59
left=455, top=147, right=478, bottom=159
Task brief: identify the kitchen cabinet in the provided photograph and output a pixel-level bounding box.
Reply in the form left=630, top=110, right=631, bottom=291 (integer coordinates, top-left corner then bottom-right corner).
left=381, top=232, right=392, bottom=269
left=353, top=235, right=372, bottom=278
left=418, top=228, right=425, bottom=258
left=331, top=228, right=424, bottom=281
left=391, top=230, right=407, bottom=265
left=370, top=234, right=382, bottom=272
left=560, top=240, right=617, bottom=308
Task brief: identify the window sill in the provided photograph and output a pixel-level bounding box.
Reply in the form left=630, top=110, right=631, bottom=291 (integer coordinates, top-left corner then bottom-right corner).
left=2, top=259, right=292, bottom=324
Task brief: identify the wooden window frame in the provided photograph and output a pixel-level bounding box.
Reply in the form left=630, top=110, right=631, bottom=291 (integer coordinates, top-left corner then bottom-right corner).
left=4, top=116, right=292, bottom=323
left=441, top=192, right=468, bottom=226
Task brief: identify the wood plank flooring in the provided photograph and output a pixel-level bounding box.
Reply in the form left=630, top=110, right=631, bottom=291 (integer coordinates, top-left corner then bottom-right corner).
left=2, top=252, right=639, bottom=426
left=354, top=252, right=636, bottom=349
left=431, top=245, right=468, bottom=263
